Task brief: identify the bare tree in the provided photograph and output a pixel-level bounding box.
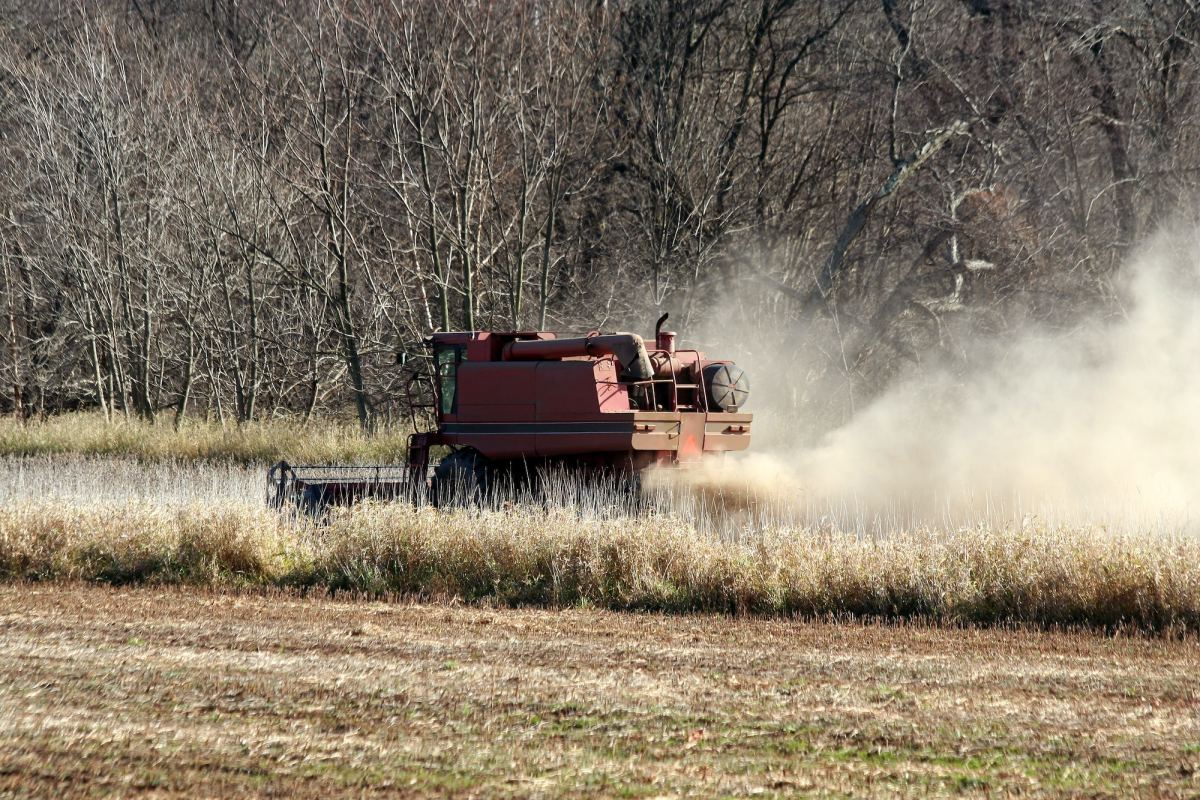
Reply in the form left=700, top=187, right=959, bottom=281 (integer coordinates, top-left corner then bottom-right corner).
left=0, top=0, right=1196, bottom=437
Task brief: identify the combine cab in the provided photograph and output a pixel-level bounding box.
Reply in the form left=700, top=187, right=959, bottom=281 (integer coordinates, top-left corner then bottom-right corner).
left=268, top=316, right=751, bottom=511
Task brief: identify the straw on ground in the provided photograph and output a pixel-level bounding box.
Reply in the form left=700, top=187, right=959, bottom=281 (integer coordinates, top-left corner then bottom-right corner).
left=1, top=584, right=1197, bottom=798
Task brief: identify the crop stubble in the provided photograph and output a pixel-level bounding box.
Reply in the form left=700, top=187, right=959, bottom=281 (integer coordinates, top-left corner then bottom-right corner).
left=0, top=585, right=1198, bottom=798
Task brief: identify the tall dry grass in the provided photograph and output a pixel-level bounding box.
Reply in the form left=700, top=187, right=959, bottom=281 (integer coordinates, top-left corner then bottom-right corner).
left=2, top=500, right=1198, bottom=632
left=2, top=448, right=1197, bottom=633
left=0, top=413, right=411, bottom=464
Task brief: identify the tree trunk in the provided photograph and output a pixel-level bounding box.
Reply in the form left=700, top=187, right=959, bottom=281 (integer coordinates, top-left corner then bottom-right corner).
left=806, top=120, right=967, bottom=313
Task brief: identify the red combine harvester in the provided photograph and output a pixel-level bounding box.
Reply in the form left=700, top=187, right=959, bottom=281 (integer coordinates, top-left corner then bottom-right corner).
left=268, top=315, right=751, bottom=511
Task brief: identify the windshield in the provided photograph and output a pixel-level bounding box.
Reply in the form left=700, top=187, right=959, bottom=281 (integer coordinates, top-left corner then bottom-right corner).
left=435, top=345, right=465, bottom=415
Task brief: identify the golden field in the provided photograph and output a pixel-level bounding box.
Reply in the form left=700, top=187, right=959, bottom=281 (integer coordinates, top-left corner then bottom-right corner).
left=0, top=413, right=411, bottom=464
left=2, top=434, right=1199, bottom=797
left=1, top=493, right=1199, bottom=632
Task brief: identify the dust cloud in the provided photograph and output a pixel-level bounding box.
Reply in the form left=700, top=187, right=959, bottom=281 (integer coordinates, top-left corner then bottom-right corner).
left=688, top=227, right=1200, bottom=534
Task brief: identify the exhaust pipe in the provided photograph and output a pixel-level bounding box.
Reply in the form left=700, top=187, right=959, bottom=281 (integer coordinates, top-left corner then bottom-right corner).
left=654, top=313, right=676, bottom=354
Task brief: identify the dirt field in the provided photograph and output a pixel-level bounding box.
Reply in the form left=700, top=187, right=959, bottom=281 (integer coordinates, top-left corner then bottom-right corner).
left=0, top=585, right=1196, bottom=798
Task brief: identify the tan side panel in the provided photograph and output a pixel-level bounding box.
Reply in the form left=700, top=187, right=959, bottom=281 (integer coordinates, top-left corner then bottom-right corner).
left=630, top=418, right=680, bottom=451
left=704, top=413, right=753, bottom=452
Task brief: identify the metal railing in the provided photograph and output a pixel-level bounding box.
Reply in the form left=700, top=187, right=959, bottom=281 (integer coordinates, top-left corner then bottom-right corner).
left=617, top=349, right=708, bottom=412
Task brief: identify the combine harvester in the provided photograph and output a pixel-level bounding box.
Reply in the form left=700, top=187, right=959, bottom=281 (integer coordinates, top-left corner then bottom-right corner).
left=268, top=316, right=751, bottom=512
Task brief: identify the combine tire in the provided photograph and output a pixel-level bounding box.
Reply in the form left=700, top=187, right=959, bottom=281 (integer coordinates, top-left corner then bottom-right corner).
left=430, top=448, right=494, bottom=507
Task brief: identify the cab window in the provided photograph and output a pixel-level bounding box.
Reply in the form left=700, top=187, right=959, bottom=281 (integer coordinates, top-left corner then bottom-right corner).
left=435, top=345, right=466, bottom=415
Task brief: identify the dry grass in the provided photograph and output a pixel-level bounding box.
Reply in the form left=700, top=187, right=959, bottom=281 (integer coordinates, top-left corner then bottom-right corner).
left=0, top=412, right=411, bottom=464
left=1, top=584, right=1197, bottom=798
left=2, top=454, right=1199, bottom=795
left=2, top=500, right=1199, bottom=632
left=4, top=431, right=1199, bottom=797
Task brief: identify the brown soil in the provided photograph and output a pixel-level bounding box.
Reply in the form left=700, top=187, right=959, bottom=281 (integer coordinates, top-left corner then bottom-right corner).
left=0, top=584, right=1197, bottom=798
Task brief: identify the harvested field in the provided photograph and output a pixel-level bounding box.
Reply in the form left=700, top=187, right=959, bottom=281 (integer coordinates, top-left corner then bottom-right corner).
left=4, top=454, right=1200, bottom=795
left=0, top=584, right=1197, bottom=798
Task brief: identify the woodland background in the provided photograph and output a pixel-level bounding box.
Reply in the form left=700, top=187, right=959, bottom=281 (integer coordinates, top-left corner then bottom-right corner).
left=1, top=0, right=1196, bottom=434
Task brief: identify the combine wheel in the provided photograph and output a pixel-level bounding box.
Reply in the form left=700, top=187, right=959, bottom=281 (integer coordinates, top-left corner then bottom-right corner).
left=430, top=448, right=494, bottom=507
